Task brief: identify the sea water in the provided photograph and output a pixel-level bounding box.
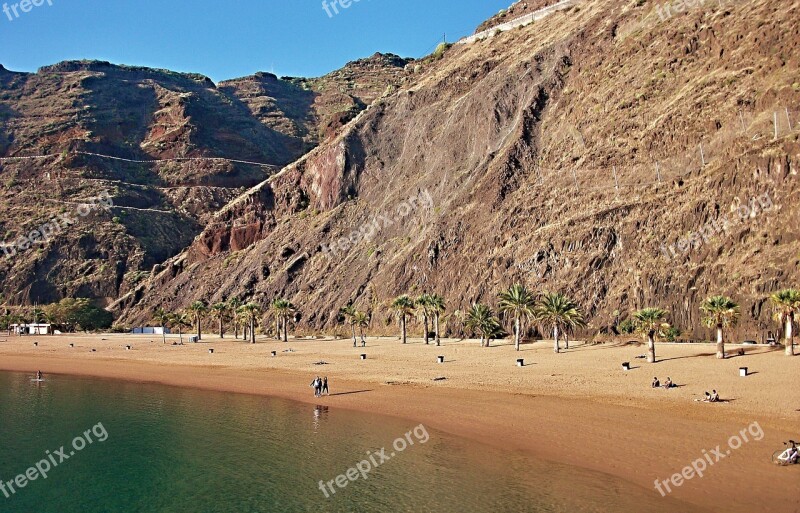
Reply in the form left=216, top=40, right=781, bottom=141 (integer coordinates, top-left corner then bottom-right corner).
left=0, top=371, right=700, bottom=512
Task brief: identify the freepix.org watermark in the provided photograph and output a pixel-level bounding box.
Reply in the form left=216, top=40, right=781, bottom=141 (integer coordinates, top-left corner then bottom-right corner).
left=1, top=190, right=113, bottom=260
left=653, top=0, right=745, bottom=23
left=654, top=421, right=763, bottom=497
left=321, top=0, right=362, bottom=18
left=1, top=422, right=109, bottom=501
left=318, top=424, right=430, bottom=498
left=2, top=0, right=53, bottom=22
left=321, top=189, right=433, bottom=259
left=660, top=192, right=772, bottom=260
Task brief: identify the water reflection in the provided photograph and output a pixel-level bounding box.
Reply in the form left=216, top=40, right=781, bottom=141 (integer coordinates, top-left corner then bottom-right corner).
left=313, top=405, right=329, bottom=432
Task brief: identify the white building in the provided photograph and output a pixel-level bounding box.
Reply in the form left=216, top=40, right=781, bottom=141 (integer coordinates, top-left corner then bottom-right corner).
left=10, top=323, right=53, bottom=335
left=132, top=327, right=171, bottom=335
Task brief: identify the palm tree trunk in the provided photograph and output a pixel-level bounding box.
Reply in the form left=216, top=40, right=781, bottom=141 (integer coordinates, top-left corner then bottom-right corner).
left=564, top=330, right=570, bottom=350
left=283, top=317, right=288, bottom=342
left=162, top=324, right=166, bottom=344
left=351, top=325, right=357, bottom=347
left=401, top=315, right=407, bottom=344
left=196, top=316, right=201, bottom=341
left=276, top=318, right=281, bottom=340
left=360, top=327, right=366, bottom=345
left=514, top=316, right=521, bottom=351
left=553, top=325, right=560, bottom=354
left=234, top=320, right=239, bottom=340
left=480, top=335, right=485, bottom=347
left=647, top=331, right=656, bottom=363
left=219, top=319, right=224, bottom=339
left=716, top=325, right=725, bottom=359
left=251, top=318, right=256, bottom=344
left=423, top=315, right=429, bottom=344
left=786, top=315, right=794, bottom=356
left=435, top=313, right=441, bottom=346
left=178, top=326, right=183, bottom=344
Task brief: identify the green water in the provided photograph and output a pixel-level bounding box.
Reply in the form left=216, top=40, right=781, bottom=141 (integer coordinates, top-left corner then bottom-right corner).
left=0, top=371, right=700, bottom=513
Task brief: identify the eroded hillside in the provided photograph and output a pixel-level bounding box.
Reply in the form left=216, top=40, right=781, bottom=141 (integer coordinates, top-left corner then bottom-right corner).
left=0, top=56, right=409, bottom=305
left=115, top=0, right=800, bottom=341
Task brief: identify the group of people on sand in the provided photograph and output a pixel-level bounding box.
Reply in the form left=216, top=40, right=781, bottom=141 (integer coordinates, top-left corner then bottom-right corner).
left=651, top=377, right=721, bottom=401
left=310, top=376, right=329, bottom=397
left=651, top=377, right=676, bottom=389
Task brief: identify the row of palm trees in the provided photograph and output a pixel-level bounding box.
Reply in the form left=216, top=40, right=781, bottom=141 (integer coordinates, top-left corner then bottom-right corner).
left=372, top=286, right=799, bottom=360
left=383, top=287, right=585, bottom=352
left=152, top=298, right=296, bottom=344
left=145, top=287, right=799, bottom=362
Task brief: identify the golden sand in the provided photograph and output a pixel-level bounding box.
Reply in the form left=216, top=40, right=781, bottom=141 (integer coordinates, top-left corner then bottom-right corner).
left=1, top=333, right=798, bottom=512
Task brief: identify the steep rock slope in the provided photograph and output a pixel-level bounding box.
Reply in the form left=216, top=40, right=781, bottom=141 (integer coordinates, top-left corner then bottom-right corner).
left=117, top=0, right=799, bottom=340
left=0, top=56, right=409, bottom=305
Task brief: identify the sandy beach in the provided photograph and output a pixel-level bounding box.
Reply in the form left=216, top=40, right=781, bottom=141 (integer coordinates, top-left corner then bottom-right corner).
left=1, top=333, right=798, bottom=512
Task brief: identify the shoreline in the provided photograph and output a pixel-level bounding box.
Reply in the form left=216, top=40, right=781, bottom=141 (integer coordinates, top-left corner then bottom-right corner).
left=1, top=334, right=798, bottom=512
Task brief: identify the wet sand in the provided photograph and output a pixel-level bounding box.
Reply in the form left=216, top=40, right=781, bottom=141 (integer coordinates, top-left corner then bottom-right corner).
left=1, top=333, right=798, bottom=512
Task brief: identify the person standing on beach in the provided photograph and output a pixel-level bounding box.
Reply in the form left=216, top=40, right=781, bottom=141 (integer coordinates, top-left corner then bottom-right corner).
left=322, top=377, right=329, bottom=395
left=310, top=376, right=321, bottom=397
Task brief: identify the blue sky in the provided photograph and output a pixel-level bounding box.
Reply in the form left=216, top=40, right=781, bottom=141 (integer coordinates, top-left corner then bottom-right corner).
left=0, top=0, right=512, bottom=82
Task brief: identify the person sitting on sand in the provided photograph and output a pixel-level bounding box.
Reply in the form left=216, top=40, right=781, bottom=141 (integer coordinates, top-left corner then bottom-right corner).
left=696, top=391, right=712, bottom=402
left=651, top=377, right=660, bottom=388
left=709, top=390, right=719, bottom=402
left=663, top=377, right=674, bottom=389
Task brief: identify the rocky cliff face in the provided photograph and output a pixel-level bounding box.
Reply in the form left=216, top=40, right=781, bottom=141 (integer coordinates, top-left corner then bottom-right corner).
left=0, top=56, right=409, bottom=306
left=115, top=0, right=800, bottom=341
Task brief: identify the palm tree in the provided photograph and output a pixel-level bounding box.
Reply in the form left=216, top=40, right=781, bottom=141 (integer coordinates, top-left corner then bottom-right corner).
left=1, top=313, right=10, bottom=336
left=170, top=312, right=191, bottom=344
left=391, top=295, right=415, bottom=344
left=41, top=311, right=57, bottom=335
left=416, top=294, right=434, bottom=344
left=186, top=301, right=208, bottom=341
left=429, top=294, right=446, bottom=346
left=340, top=304, right=358, bottom=347
left=152, top=308, right=171, bottom=344
left=272, top=299, right=297, bottom=342
left=211, top=302, right=229, bottom=339
left=5, top=313, right=21, bottom=336
left=770, top=289, right=800, bottom=356
left=270, top=299, right=283, bottom=340
left=700, top=296, right=740, bottom=359
left=240, top=303, right=261, bottom=344
left=353, top=310, right=370, bottom=345
left=498, top=283, right=535, bottom=351
left=633, top=308, right=670, bottom=363
left=464, top=303, right=502, bottom=347
left=535, top=292, right=586, bottom=354
left=228, top=297, right=243, bottom=339
left=237, top=306, right=250, bottom=341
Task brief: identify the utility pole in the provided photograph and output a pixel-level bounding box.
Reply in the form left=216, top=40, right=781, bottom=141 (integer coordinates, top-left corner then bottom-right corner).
left=774, top=112, right=779, bottom=140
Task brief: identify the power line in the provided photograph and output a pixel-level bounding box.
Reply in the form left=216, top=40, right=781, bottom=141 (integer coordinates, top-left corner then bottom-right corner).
left=0, top=151, right=275, bottom=167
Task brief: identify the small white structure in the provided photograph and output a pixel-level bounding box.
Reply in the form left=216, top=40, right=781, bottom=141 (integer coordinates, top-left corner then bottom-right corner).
left=132, top=327, right=171, bottom=335
left=10, top=323, right=52, bottom=335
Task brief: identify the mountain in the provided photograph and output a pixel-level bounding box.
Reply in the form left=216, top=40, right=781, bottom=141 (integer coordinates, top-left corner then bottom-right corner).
left=114, top=0, right=800, bottom=340
left=0, top=55, right=411, bottom=305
